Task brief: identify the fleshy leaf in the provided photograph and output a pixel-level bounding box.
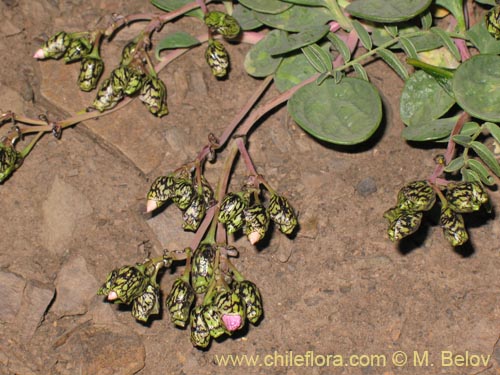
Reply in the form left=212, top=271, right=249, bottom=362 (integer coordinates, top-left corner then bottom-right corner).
left=288, top=77, right=382, bottom=145
left=327, top=32, right=351, bottom=63
left=346, top=0, right=432, bottom=23
left=232, top=4, right=264, bottom=30
left=155, top=31, right=200, bottom=60
left=275, top=50, right=318, bottom=92
left=244, top=29, right=285, bottom=77
left=401, top=116, right=459, bottom=141
left=485, top=122, right=500, bottom=145
left=377, top=48, right=409, bottom=80
left=444, top=156, right=464, bottom=173
left=255, top=4, right=333, bottom=32
left=239, top=0, right=292, bottom=14
left=467, top=159, right=494, bottom=186
left=352, top=63, right=369, bottom=81
left=470, top=141, right=500, bottom=177
left=352, top=20, right=372, bottom=50
left=430, top=27, right=461, bottom=61
left=466, top=19, right=500, bottom=55
left=268, top=25, right=330, bottom=55
left=399, top=36, right=418, bottom=59
left=301, top=43, right=332, bottom=73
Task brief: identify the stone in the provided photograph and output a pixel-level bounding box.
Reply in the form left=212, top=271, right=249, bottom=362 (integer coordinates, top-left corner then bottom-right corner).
left=0, top=270, right=25, bottom=323
left=51, top=255, right=99, bottom=317
left=356, top=177, right=378, bottom=197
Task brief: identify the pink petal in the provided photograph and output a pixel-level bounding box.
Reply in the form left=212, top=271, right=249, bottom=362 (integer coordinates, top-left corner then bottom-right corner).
left=33, top=49, right=45, bottom=59
left=107, top=291, right=118, bottom=301
left=247, top=231, right=261, bottom=245
left=146, top=199, right=158, bottom=213
left=222, top=314, right=242, bottom=331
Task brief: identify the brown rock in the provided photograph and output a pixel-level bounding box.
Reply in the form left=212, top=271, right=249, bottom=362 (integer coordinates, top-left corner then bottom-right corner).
left=0, top=270, right=25, bottom=323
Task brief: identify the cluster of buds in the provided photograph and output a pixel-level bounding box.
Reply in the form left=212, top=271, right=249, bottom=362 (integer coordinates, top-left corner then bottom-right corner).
left=146, top=170, right=215, bottom=231
left=0, top=140, right=22, bottom=183
left=97, top=258, right=170, bottom=322
left=203, top=11, right=241, bottom=78
left=486, top=5, right=500, bottom=39
left=218, top=189, right=298, bottom=245
left=385, top=180, right=489, bottom=246
left=164, top=244, right=263, bottom=348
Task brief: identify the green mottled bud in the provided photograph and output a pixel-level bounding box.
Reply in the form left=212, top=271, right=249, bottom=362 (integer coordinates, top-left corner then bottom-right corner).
left=173, top=178, right=195, bottom=210
left=124, top=67, right=145, bottom=96
left=0, top=143, right=22, bottom=183
left=146, top=175, right=175, bottom=212
left=121, top=41, right=137, bottom=65
left=486, top=6, right=500, bottom=39
left=243, top=204, right=270, bottom=245
left=183, top=194, right=207, bottom=231
left=233, top=280, right=263, bottom=324
left=92, top=78, right=124, bottom=111
left=446, top=181, right=489, bottom=213
left=226, top=214, right=244, bottom=234
left=139, top=76, right=169, bottom=117
left=190, top=306, right=211, bottom=348
left=214, top=290, right=246, bottom=332
left=268, top=194, right=298, bottom=234
left=385, top=208, right=423, bottom=242
left=64, top=38, right=92, bottom=63
left=78, top=57, right=104, bottom=92
left=97, top=264, right=149, bottom=304
left=165, top=278, right=195, bottom=327
left=204, top=11, right=241, bottom=39
left=218, top=192, right=248, bottom=224
left=205, top=39, right=229, bottom=78
left=440, top=206, right=468, bottom=246
left=39, top=31, right=71, bottom=59
left=191, top=244, right=216, bottom=294
left=132, top=283, right=160, bottom=322
left=397, top=180, right=436, bottom=211
left=193, top=175, right=215, bottom=207
left=202, top=305, right=227, bottom=338
left=111, top=66, right=131, bottom=93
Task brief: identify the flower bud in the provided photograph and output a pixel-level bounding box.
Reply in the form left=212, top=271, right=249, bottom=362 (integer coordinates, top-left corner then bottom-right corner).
left=183, top=194, right=207, bottom=231
left=0, top=142, right=22, bottom=183
left=165, top=278, right=195, bottom=327
left=204, top=11, right=241, bottom=39
left=214, top=290, right=246, bottom=332
left=243, top=204, right=270, bottom=245
left=205, top=39, right=229, bottom=78
left=93, top=78, right=124, bottom=111
left=110, top=66, right=131, bottom=93
left=139, top=76, right=169, bottom=117
left=64, top=38, right=92, bottom=63
left=34, top=31, right=71, bottom=59
left=124, top=67, right=146, bottom=96
left=146, top=175, right=175, bottom=212
left=233, top=280, right=263, bottom=324
left=202, top=305, right=227, bottom=338
left=97, top=265, right=149, bottom=304
left=440, top=207, right=468, bottom=246
left=191, top=244, right=216, bottom=294
left=131, top=283, right=160, bottom=322
left=446, top=181, right=489, bottom=213
left=121, top=41, right=137, bottom=65
left=78, top=56, right=104, bottom=92
left=397, top=180, right=436, bottom=211
left=268, top=194, right=298, bottom=234
left=486, top=6, right=500, bottom=39
left=193, top=175, right=215, bottom=207
left=385, top=208, right=423, bottom=242
left=190, top=306, right=211, bottom=348
left=218, top=192, right=248, bottom=224
left=172, top=178, right=196, bottom=210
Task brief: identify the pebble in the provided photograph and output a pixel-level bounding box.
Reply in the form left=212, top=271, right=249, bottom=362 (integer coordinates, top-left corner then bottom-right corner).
left=356, top=176, right=378, bottom=197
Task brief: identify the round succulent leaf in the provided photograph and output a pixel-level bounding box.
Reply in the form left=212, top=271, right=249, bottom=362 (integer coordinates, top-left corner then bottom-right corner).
left=400, top=70, right=456, bottom=127
left=244, top=29, right=285, bottom=77
left=346, top=0, right=432, bottom=23
left=288, top=77, right=382, bottom=145
left=453, top=54, right=500, bottom=122
left=232, top=4, right=263, bottom=30
left=239, top=0, right=292, bottom=14
left=401, top=115, right=460, bottom=142
left=371, top=25, right=442, bottom=52
left=281, top=0, right=328, bottom=5
left=267, top=25, right=330, bottom=56
left=275, top=50, right=318, bottom=92
left=155, top=31, right=200, bottom=60
left=255, top=4, right=333, bottom=32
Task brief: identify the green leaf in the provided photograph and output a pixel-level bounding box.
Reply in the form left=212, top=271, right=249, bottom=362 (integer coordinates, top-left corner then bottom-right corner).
left=352, top=20, right=372, bottom=50
left=244, top=29, right=285, bottom=77
left=155, top=31, right=200, bottom=60
left=301, top=43, right=333, bottom=73
left=346, top=0, right=432, bottom=23
left=460, top=122, right=480, bottom=137
left=443, top=156, right=464, bottom=173
left=420, top=10, right=433, bottom=30
left=399, top=36, right=418, bottom=59
left=467, top=159, right=495, bottom=185
left=151, top=0, right=203, bottom=19
left=268, top=25, right=330, bottom=55
left=352, top=63, right=369, bottom=81
left=288, top=77, right=382, bottom=145
left=452, top=135, right=473, bottom=147
left=385, top=25, right=398, bottom=38
left=255, top=4, right=333, bottom=32
left=435, top=0, right=465, bottom=31
left=462, top=168, right=482, bottom=184
left=232, top=4, right=264, bottom=30
left=372, top=26, right=442, bottom=52
left=453, top=54, right=500, bottom=122
left=281, top=0, right=327, bottom=5
left=484, top=122, right=500, bottom=145
left=316, top=71, right=331, bottom=85
left=275, top=50, right=318, bottom=92
left=430, top=27, right=461, bottom=61
left=401, top=116, right=459, bottom=141
left=466, top=19, right=500, bottom=55
left=377, top=48, right=408, bottom=80
left=238, top=0, right=292, bottom=14
left=470, top=141, right=500, bottom=177
left=327, top=32, right=351, bottom=63
left=474, top=0, right=496, bottom=5
left=400, top=70, right=455, bottom=126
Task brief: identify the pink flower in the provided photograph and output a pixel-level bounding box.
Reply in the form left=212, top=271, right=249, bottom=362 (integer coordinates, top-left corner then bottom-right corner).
left=222, top=314, right=242, bottom=331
